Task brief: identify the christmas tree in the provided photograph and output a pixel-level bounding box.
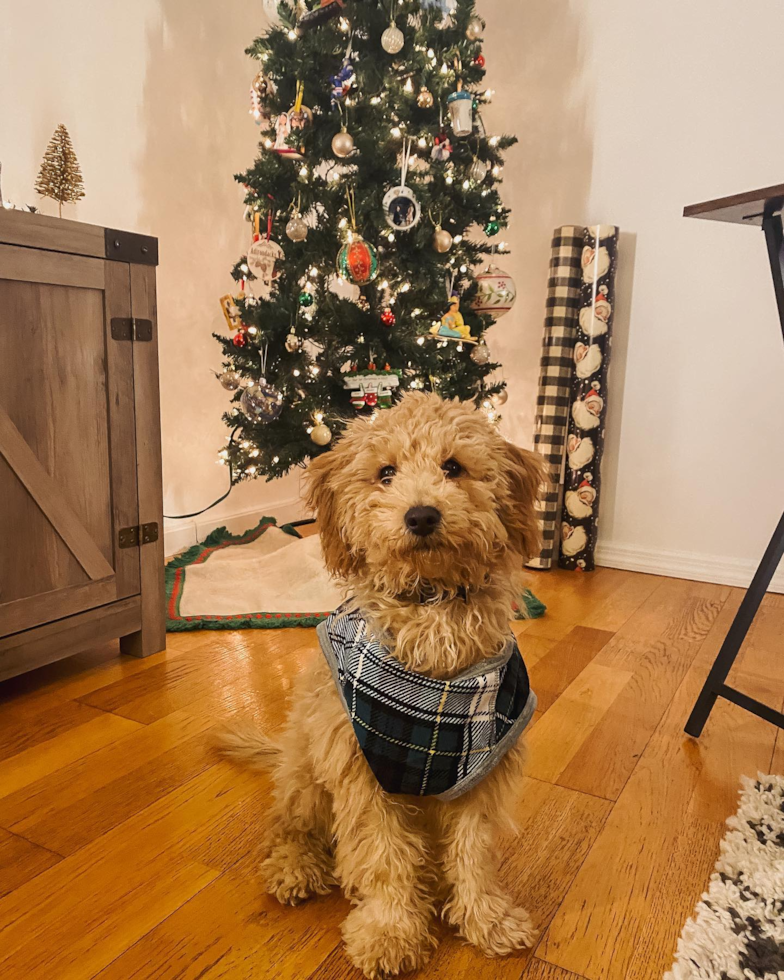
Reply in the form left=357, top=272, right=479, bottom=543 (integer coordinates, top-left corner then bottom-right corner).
left=35, top=124, right=85, bottom=217
left=216, top=0, right=517, bottom=482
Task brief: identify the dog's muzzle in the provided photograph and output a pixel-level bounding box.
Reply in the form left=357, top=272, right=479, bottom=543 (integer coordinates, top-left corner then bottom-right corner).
left=404, top=506, right=441, bottom=538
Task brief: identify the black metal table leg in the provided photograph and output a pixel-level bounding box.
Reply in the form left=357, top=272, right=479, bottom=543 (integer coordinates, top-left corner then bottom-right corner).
left=684, top=207, right=784, bottom=737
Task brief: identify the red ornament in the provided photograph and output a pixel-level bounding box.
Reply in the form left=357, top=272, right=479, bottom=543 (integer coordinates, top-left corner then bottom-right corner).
left=365, top=392, right=378, bottom=408
left=474, top=53, right=486, bottom=67
left=380, top=308, right=396, bottom=327
left=232, top=332, right=248, bottom=348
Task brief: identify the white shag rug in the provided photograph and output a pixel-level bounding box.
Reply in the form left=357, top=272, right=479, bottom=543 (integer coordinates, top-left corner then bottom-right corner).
left=665, top=774, right=784, bottom=980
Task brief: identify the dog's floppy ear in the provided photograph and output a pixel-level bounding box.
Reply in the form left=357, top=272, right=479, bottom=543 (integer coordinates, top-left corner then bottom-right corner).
left=304, top=448, right=363, bottom=580
left=499, top=442, right=547, bottom=561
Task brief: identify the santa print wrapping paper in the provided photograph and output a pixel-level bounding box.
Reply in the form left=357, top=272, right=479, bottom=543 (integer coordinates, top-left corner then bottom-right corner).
left=559, top=225, right=619, bottom=571
left=527, top=226, right=585, bottom=570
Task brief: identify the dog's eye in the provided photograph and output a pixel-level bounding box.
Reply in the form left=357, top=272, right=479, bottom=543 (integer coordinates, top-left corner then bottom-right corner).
left=442, top=458, right=463, bottom=479
left=379, top=465, right=396, bottom=486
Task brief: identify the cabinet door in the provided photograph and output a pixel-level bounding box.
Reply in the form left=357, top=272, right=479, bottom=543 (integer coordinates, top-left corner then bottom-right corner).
left=0, top=245, right=140, bottom=637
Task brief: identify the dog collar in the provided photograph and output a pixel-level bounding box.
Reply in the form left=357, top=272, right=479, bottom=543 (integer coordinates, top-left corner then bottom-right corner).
left=397, top=583, right=470, bottom=605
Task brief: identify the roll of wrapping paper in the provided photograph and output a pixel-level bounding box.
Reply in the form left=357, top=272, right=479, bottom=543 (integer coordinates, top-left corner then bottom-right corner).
left=527, top=226, right=585, bottom=569
left=559, top=224, right=619, bottom=571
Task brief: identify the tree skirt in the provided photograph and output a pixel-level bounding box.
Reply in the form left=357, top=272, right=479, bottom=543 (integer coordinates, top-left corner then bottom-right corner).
left=165, top=518, right=545, bottom=631
left=664, top=774, right=784, bottom=980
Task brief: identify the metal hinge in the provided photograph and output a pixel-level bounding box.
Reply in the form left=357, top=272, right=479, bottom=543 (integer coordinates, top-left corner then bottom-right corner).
left=104, top=227, right=159, bottom=266
left=118, top=522, right=159, bottom=549
left=111, top=317, right=153, bottom=342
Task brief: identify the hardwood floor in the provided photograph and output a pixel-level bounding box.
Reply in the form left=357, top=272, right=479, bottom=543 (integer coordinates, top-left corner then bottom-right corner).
left=0, top=566, right=782, bottom=980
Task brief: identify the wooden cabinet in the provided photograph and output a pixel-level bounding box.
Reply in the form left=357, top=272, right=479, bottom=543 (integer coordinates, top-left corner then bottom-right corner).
left=0, top=210, right=165, bottom=680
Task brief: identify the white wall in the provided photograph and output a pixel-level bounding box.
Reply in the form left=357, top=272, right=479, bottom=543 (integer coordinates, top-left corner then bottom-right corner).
left=4, top=0, right=784, bottom=588
left=482, top=0, right=784, bottom=590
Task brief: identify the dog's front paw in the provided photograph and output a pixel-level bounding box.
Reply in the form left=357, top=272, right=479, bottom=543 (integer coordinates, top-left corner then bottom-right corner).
left=342, top=899, right=436, bottom=978
left=261, top=839, right=335, bottom=905
left=462, top=902, right=538, bottom=957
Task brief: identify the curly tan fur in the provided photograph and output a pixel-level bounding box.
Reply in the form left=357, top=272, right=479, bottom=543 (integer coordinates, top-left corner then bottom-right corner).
left=228, top=393, right=544, bottom=977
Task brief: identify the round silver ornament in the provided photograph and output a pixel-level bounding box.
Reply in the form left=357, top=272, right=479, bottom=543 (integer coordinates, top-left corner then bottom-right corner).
left=469, top=157, right=488, bottom=183
left=465, top=15, right=482, bottom=40
left=381, top=24, right=404, bottom=54
left=285, top=331, right=300, bottom=352
left=285, top=214, right=308, bottom=242
left=491, top=388, right=508, bottom=406
left=219, top=370, right=242, bottom=391
left=331, top=129, right=355, bottom=158
left=240, top=380, right=284, bottom=422
left=433, top=225, right=453, bottom=253
left=470, top=343, right=491, bottom=365
left=310, top=423, right=332, bottom=445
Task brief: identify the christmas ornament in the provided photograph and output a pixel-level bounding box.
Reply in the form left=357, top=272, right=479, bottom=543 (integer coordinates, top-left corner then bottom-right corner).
left=336, top=235, right=379, bottom=285
left=484, top=218, right=500, bottom=236
left=296, top=0, right=343, bottom=34
left=250, top=69, right=275, bottom=126
left=298, top=289, right=314, bottom=308
left=247, top=214, right=284, bottom=299
left=381, top=23, right=405, bottom=54
left=383, top=139, right=420, bottom=231
left=331, top=128, right=355, bottom=158
left=474, top=53, right=486, bottom=67
left=471, top=342, right=491, bottom=364
left=343, top=364, right=401, bottom=409
left=285, top=330, right=300, bottom=352
left=431, top=293, right=472, bottom=341
left=447, top=85, right=474, bottom=137
left=431, top=132, right=453, bottom=161
left=472, top=264, right=517, bottom=318
left=219, top=294, right=243, bottom=331
left=286, top=213, right=308, bottom=241
left=491, top=388, right=508, bottom=406
left=219, top=370, right=242, bottom=391
left=241, top=380, right=284, bottom=421
left=466, top=15, right=483, bottom=40
left=310, top=423, right=333, bottom=445
left=380, top=308, right=396, bottom=327
left=469, top=157, right=488, bottom=182
left=417, top=86, right=434, bottom=109
left=272, top=82, right=312, bottom=159
left=432, top=225, right=453, bottom=253
left=330, top=55, right=356, bottom=105
left=233, top=332, right=248, bottom=348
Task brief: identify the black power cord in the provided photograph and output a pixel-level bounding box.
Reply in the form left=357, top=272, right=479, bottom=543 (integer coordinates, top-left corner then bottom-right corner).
left=163, top=426, right=238, bottom=521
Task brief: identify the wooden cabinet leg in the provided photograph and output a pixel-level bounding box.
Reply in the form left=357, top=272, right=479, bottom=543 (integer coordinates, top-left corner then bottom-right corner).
left=120, top=626, right=165, bottom=659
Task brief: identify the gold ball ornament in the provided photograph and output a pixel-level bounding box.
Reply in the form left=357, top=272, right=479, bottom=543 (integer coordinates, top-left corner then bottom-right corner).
left=285, top=331, right=300, bottom=352
left=310, top=423, right=333, bottom=446
left=219, top=370, right=242, bottom=391
left=491, top=388, right=508, bottom=406
left=381, top=24, right=405, bottom=54
left=466, top=15, right=483, bottom=40
left=285, top=213, right=308, bottom=241
left=433, top=225, right=453, bottom=253
left=470, top=343, right=491, bottom=365
left=331, top=129, right=355, bottom=158
left=417, top=86, right=434, bottom=109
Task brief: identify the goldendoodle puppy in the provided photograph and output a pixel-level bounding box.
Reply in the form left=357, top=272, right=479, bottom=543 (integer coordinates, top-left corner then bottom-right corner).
left=224, top=392, right=545, bottom=977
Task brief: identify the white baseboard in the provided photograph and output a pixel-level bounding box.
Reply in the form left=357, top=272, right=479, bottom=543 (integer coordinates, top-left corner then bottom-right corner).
left=163, top=495, right=307, bottom=557
left=596, top=542, right=784, bottom=594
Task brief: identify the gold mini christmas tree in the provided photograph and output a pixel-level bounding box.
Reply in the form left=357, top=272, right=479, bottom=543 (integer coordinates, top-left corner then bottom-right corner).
left=35, top=124, right=85, bottom=217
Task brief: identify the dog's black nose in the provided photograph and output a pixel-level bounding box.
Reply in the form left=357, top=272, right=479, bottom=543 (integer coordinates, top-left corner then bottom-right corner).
left=405, top=506, right=442, bottom=537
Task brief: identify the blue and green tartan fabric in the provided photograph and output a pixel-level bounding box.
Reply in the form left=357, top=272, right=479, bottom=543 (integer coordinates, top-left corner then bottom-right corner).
left=317, top=603, right=537, bottom=801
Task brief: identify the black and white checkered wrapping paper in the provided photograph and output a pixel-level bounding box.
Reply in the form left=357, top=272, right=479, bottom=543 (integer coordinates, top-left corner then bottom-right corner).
left=528, top=226, right=585, bottom=569
left=317, top=604, right=536, bottom=800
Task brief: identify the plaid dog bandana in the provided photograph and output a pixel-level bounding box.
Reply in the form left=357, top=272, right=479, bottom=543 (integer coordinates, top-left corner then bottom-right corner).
left=317, top=603, right=537, bottom=800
